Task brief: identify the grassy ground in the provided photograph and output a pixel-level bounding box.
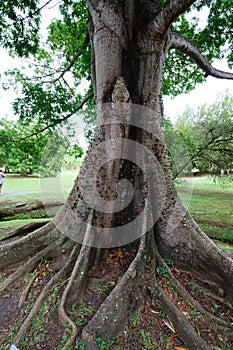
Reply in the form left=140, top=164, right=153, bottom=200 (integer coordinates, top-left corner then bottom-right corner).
left=1, top=170, right=77, bottom=201
left=0, top=173, right=232, bottom=250
left=177, top=175, right=233, bottom=250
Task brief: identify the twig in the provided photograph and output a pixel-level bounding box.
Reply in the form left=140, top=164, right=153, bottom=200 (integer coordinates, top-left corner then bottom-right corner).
left=42, top=33, right=90, bottom=84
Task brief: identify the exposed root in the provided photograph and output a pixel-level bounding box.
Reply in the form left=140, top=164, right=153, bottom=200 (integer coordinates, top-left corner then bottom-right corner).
left=0, top=222, right=61, bottom=269
left=0, top=237, right=66, bottom=290
left=18, top=271, right=41, bottom=308
left=0, top=199, right=63, bottom=220
left=149, top=265, right=211, bottom=350
left=58, top=294, right=78, bottom=350
left=62, top=245, right=92, bottom=310
left=82, top=234, right=148, bottom=348
left=199, top=287, right=233, bottom=309
left=0, top=221, right=49, bottom=242
left=57, top=245, right=92, bottom=350
left=158, top=215, right=233, bottom=303
left=13, top=245, right=80, bottom=347
left=156, top=248, right=230, bottom=327
left=1, top=215, right=232, bottom=349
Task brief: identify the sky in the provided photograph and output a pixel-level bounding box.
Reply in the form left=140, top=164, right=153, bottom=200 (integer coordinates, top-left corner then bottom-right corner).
left=0, top=4, right=232, bottom=123
left=163, top=57, right=233, bottom=122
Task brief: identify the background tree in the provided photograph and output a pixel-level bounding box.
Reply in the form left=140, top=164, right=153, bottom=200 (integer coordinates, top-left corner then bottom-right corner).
left=164, top=92, right=233, bottom=176
left=0, top=1, right=233, bottom=349
left=0, top=118, right=83, bottom=176
left=0, top=118, right=49, bottom=174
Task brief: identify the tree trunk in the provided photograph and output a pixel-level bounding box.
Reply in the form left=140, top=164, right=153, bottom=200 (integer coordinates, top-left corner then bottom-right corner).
left=85, top=0, right=233, bottom=300
left=1, top=1, right=233, bottom=349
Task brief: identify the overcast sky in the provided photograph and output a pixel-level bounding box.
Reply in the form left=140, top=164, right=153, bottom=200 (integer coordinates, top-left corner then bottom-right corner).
left=163, top=57, right=233, bottom=122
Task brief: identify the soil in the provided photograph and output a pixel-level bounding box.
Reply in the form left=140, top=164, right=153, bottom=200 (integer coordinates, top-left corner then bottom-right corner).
left=1, top=200, right=233, bottom=350
left=1, top=250, right=233, bottom=350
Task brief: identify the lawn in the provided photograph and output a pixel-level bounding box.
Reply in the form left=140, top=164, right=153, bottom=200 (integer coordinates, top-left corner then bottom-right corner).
left=0, top=170, right=78, bottom=201
left=178, top=175, right=233, bottom=248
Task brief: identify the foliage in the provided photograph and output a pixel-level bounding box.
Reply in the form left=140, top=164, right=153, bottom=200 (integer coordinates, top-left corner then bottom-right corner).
left=1, top=0, right=93, bottom=127
left=0, top=0, right=40, bottom=57
left=163, top=14, right=205, bottom=96
left=0, top=0, right=232, bottom=127
left=0, top=119, right=83, bottom=176
left=174, top=92, right=233, bottom=174
left=163, top=0, right=233, bottom=95
left=38, top=131, right=68, bottom=177
left=0, top=118, right=50, bottom=174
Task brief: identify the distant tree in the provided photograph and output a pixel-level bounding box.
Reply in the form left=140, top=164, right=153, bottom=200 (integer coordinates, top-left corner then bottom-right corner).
left=175, top=92, right=233, bottom=174
left=0, top=119, right=84, bottom=176
left=0, top=118, right=49, bottom=174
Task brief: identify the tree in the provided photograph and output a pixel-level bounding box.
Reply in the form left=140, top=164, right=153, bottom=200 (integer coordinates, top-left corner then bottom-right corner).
left=174, top=92, right=233, bottom=175
left=0, top=118, right=81, bottom=176
left=0, top=118, right=49, bottom=174
left=0, top=1, right=233, bottom=349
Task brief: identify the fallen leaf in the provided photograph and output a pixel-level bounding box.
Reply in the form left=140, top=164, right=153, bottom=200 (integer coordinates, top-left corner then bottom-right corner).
left=170, top=333, right=181, bottom=338
left=150, top=309, right=159, bottom=314
left=3, top=294, right=11, bottom=299
left=86, top=289, right=92, bottom=295
left=162, top=319, right=175, bottom=332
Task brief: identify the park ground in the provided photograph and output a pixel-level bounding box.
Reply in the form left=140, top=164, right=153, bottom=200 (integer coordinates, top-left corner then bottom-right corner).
left=0, top=172, right=233, bottom=349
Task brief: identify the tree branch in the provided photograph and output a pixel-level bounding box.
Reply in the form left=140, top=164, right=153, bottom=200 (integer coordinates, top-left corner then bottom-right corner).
left=24, top=0, right=54, bottom=19
left=4, top=0, right=54, bottom=28
left=10, top=92, right=94, bottom=142
left=42, top=32, right=90, bottom=84
left=168, top=31, right=233, bottom=79
left=160, top=0, right=197, bottom=31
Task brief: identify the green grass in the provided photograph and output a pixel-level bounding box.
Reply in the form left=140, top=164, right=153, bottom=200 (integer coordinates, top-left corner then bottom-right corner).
left=0, top=170, right=77, bottom=201
left=0, top=218, right=49, bottom=229
left=178, top=176, right=233, bottom=245
left=181, top=175, right=233, bottom=193
left=187, top=192, right=232, bottom=226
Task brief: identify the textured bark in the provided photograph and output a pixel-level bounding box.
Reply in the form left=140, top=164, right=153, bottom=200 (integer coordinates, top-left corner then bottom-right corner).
left=0, top=220, right=49, bottom=242
left=0, top=222, right=61, bottom=269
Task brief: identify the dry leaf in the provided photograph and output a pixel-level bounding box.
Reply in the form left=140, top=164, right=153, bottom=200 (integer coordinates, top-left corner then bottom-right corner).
left=150, top=309, right=159, bottom=314
left=3, top=294, right=11, bottom=299
left=162, top=319, right=175, bottom=332
left=170, top=333, right=181, bottom=339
